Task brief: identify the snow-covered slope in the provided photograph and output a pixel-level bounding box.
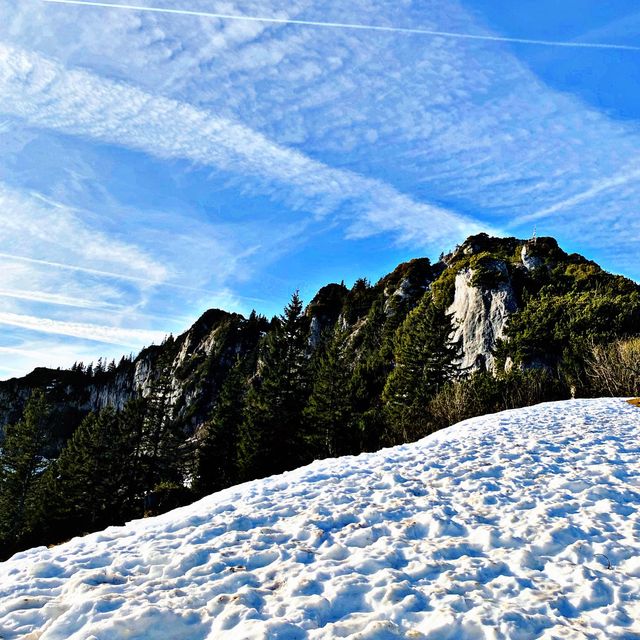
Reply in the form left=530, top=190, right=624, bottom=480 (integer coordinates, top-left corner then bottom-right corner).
left=2, top=399, right=640, bottom=640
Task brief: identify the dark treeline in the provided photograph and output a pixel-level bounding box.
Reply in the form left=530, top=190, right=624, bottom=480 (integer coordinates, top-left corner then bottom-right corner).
left=2, top=234, right=640, bottom=559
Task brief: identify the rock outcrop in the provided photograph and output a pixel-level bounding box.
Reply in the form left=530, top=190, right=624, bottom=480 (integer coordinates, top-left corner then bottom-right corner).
left=0, top=309, right=267, bottom=445
left=1, top=232, right=635, bottom=449
left=306, top=284, right=348, bottom=347
left=520, top=244, right=544, bottom=271
left=448, top=260, right=518, bottom=372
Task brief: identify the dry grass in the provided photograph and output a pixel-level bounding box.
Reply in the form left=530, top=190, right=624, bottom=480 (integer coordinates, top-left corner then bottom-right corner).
left=626, top=398, right=640, bottom=407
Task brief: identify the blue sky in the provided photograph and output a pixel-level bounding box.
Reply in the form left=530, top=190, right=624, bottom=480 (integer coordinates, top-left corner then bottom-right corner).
left=0, top=0, right=639, bottom=378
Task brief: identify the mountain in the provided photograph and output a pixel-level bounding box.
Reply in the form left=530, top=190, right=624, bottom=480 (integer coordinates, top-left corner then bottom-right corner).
left=1, top=233, right=639, bottom=557
left=1, top=233, right=638, bottom=439
left=2, top=398, right=639, bottom=639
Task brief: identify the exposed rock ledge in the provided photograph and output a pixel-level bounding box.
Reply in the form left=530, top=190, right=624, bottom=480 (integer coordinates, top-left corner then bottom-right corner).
left=448, top=262, right=518, bottom=372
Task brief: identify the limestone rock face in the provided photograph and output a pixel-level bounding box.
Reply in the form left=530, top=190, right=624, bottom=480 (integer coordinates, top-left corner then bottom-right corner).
left=87, top=370, right=138, bottom=412
left=0, top=309, right=260, bottom=443
left=448, top=262, right=518, bottom=372
left=520, top=244, right=544, bottom=271
left=383, top=276, right=414, bottom=316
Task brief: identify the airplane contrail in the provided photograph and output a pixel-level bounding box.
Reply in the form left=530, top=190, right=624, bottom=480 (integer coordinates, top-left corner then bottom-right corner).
left=0, top=251, right=263, bottom=302
left=0, top=252, right=265, bottom=306
left=0, top=251, right=197, bottom=292
left=43, top=0, right=640, bottom=51
left=0, top=311, right=167, bottom=347
left=0, top=287, right=123, bottom=311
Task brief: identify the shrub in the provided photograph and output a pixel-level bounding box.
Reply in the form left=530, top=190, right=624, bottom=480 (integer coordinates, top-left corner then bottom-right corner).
left=499, top=368, right=566, bottom=408
left=585, top=337, right=640, bottom=397
left=428, top=372, right=502, bottom=432
left=427, top=368, right=566, bottom=433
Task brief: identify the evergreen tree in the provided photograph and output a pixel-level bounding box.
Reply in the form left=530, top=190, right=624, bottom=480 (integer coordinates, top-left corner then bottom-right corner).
left=0, top=390, right=51, bottom=555
left=139, top=355, right=182, bottom=494
left=33, top=407, right=129, bottom=542
left=343, top=278, right=375, bottom=324
left=347, top=299, right=390, bottom=451
left=104, top=384, right=184, bottom=520
left=304, top=327, right=357, bottom=458
left=383, top=294, right=460, bottom=442
left=238, top=292, right=311, bottom=479
left=117, top=397, right=148, bottom=516
left=194, top=362, right=246, bottom=496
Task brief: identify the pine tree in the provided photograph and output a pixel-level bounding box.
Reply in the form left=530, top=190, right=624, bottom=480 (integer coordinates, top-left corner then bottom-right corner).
left=139, top=355, right=182, bottom=494
left=238, top=292, right=311, bottom=479
left=194, top=362, right=246, bottom=496
left=33, top=407, right=129, bottom=542
left=347, top=299, right=390, bottom=451
left=343, top=278, right=375, bottom=324
left=0, top=390, right=51, bottom=555
left=117, top=397, right=148, bottom=516
left=304, top=327, right=357, bottom=458
left=383, top=294, right=460, bottom=443
left=104, top=383, right=184, bottom=520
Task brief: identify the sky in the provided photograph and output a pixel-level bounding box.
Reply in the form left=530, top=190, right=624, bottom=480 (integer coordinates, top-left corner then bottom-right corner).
left=0, top=0, right=639, bottom=379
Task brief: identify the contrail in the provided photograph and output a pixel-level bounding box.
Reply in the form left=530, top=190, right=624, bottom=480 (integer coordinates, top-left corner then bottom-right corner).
left=0, top=288, right=189, bottom=323
left=0, top=287, right=123, bottom=311
left=43, top=0, right=640, bottom=51
left=0, top=251, right=198, bottom=293
left=0, top=252, right=226, bottom=295
left=0, top=251, right=263, bottom=302
left=0, top=311, right=167, bottom=347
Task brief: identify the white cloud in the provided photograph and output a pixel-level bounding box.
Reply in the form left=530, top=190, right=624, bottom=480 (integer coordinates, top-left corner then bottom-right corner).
left=0, top=176, right=298, bottom=377
left=514, top=166, right=640, bottom=225
left=0, top=180, right=269, bottom=306
left=0, top=42, right=484, bottom=247
left=0, top=287, right=123, bottom=310
left=43, top=0, right=640, bottom=51
left=0, top=312, right=167, bottom=346
left=1, top=0, right=639, bottom=381
left=7, top=0, right=639, bottom=258
left=0, top=182, right=183, bottom=375
left=0, top=183, right=166, bottom=282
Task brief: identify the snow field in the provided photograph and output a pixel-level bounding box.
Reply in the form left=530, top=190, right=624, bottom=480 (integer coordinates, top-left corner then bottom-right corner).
left=1, top=398, right=639, bottom=639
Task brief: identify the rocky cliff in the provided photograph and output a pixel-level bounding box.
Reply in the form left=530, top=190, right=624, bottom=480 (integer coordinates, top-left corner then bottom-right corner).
left=1, top=233, right=637, bottom=444
left=442, top=235, right=570, bottom=372
left=448, top=262, right=518, bottom=371
left=0, top=309, right=267, bottom=443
